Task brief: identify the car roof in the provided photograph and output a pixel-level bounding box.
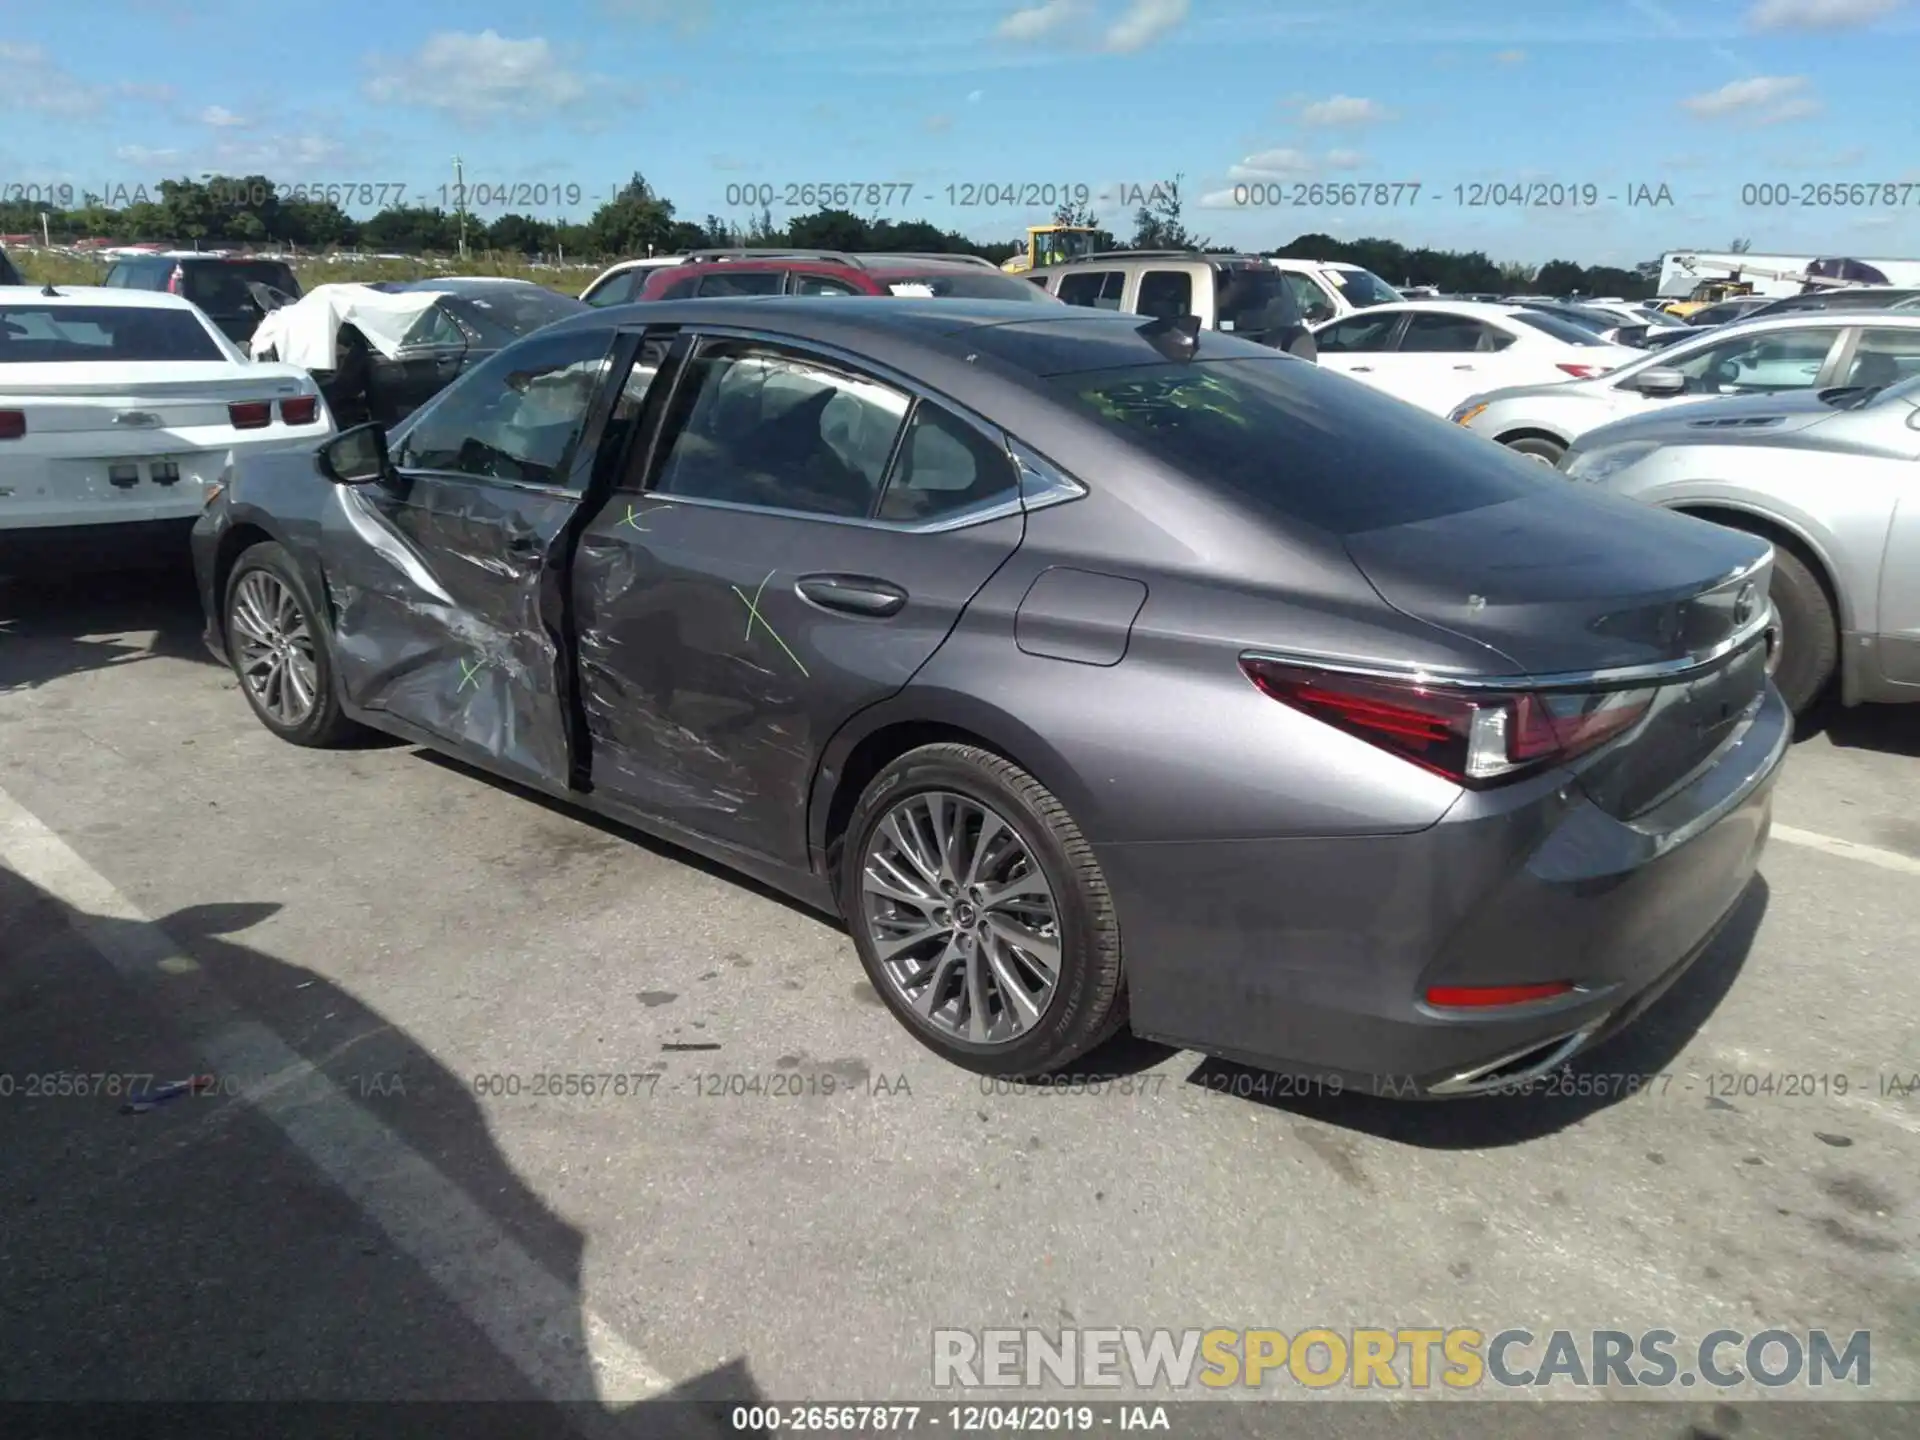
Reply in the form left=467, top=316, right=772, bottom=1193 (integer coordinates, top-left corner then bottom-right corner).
left=1714, top=308, right=1920, bottom=332
left=0, top=284, right=201, bottom=309
left=398, top=277, right=541, bottom=293
left=1330, top=300, right=1525, bottom=321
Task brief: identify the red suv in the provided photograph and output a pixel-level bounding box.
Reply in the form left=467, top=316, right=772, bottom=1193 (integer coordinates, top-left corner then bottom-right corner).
left=633, top=249, right=1063, bottom=305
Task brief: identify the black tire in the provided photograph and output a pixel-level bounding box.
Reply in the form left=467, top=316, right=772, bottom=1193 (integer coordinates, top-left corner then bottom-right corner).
left=1764, top=542, right=1838, bottom=716
left=1503, top=434, right=1565, bottom=465
left=223, top=541, right=361, bottom=747
left=841, top=743, right=1126, bottom=1077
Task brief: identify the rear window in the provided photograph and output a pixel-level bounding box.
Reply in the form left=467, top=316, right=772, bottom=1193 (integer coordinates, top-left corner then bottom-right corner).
left=877, top=270, right=1054, bottom=301
left=0, top=304, right=225, bottom=362
left=1213, top=267, right=1301, bottom=335
left=1511, top=312, right=1609, bottom=346
left=1057, top=358, right=1539, bottom=535
left=183, top=261, right=301, bottom=311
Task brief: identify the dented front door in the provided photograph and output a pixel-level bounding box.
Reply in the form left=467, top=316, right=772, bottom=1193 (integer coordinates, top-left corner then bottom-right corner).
left=317, top=327, right=622, bottom=791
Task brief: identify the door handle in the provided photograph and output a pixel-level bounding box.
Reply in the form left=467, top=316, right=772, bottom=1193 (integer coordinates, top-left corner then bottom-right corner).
left=1350, top=365, right=1374, bottom=372
left=1453, top=364, right=1476, bottom=371
left=795, top=575, right=907, bottom=617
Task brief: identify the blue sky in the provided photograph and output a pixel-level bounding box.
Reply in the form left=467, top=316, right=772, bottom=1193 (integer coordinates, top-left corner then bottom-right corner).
left=4, top=0, right=1919, bottom=265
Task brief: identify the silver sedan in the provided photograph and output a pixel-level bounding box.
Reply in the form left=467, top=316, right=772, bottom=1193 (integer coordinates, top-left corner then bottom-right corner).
left=1451, top=310, right=1920, bottom=465
left=1560, top=369, right=1920, bottom=715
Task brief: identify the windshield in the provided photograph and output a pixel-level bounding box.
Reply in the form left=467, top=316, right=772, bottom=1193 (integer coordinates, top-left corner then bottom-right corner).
left=880, top=270, right=1054, bottom=301
left=1213, top=267, right=1301, bottom=336
left=1328, top=268, right=1403, bottom=308
left=0, top=304, right=224, bottom=361
left=441, top=286, right=587, bottom=338
left=1056, top=358, right=1539, bottom=535
left=1511, top=311, right=1609, bottom=346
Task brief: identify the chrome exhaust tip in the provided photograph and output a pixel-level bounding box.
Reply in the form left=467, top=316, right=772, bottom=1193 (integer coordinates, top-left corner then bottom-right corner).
left=1426, top=1018, right=1610, bottom=1097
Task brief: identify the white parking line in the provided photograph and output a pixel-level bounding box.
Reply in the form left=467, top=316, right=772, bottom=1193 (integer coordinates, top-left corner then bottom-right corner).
left=0, top=783, right=673, bottom=1412
left=1770, top=823, right=1920, bottom=878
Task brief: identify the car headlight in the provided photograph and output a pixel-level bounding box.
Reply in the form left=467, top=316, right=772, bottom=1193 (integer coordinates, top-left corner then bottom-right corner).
left=1562, top=440, right=1659, bottom=483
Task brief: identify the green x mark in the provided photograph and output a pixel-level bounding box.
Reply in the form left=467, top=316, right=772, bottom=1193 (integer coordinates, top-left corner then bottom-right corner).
left=619, top=504, right=650, bottom=532
left=731, top=570, right=810, bottom=678
left=458, top=657, right=485, bottom=692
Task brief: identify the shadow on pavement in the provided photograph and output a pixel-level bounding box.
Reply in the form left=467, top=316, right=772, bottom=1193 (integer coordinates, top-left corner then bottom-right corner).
left=0, top=860, right=765, bottom=1437
left=1181, top=876, right=1770, bottom=1148
left=0, top=564, right=215, bottom=696
left=1799, top=693, right=1920, bottom=758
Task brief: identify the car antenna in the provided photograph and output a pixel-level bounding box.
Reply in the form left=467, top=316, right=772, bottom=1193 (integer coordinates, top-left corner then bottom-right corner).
left=1137, top=313, right=1200, bottom=362
left=41, top=283, right=60, bottom=297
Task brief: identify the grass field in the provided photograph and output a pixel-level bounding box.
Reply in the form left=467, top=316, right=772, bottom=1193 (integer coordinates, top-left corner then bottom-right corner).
left=12, top=249, right=601, bottom=295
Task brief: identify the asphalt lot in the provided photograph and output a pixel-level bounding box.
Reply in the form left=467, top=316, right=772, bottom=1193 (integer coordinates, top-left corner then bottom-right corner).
left=1, top=564, right=1916, bottom=1438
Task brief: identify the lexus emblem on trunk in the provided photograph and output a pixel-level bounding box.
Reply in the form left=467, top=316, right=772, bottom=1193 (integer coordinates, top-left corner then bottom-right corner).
left=113, top=412, right=161, bottom=427
left=1734, top=582, right=1759, bottom=626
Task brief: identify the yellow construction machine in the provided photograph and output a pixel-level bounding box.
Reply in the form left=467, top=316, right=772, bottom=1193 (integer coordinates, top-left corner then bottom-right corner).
left=1001, top=225, right=1102, bottom=274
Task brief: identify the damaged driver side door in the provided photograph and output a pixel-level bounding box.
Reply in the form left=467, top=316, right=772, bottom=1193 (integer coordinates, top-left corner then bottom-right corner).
left=316, top=326, right=628, bottom=791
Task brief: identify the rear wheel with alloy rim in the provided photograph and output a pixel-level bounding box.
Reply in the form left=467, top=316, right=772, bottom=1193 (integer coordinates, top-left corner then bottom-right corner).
left=843, top=744, right=1126, bottom=1075
left=224, top=542, right=360, bottom=747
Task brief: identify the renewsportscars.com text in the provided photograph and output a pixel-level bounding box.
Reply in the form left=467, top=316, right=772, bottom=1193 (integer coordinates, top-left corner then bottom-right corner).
left=932, top=1327, right=1871, bottom=1390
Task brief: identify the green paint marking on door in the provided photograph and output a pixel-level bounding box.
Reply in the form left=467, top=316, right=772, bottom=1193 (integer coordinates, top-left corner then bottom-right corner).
left=731, top=570, right=810, bottom=678
left=458, top=657, right=485, bottom=692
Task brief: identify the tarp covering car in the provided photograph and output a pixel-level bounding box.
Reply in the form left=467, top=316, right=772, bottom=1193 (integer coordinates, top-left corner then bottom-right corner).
left=250, top=283, right=449, bottom=369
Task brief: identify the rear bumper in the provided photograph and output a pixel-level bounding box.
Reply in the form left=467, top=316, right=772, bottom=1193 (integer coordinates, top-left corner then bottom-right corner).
left=1101, top=683, right=1790, bottom=1098
left=0, top=517, right=196, bottom=576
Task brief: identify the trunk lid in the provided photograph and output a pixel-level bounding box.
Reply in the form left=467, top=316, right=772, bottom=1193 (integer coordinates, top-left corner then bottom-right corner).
left=1, top=363, right=310, bottom=434
left=1343, top=484, right=1774, bottom=817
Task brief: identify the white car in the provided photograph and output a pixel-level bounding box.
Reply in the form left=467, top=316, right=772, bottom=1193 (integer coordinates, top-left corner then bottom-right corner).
left=578, top=256, right=689, bottom=307
left=0, top=286, right=332, bottom=571
left=1310, top=301, right=1641, bottom=416
left=1265, top=258, right=1403, bottom=324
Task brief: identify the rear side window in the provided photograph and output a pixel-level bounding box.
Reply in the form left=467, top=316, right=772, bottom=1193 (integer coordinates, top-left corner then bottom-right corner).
left=1137, top=271, right=1193, bottom=320
left=1399, top=312, right=1513, bottom=353
left=0, top=304, right=224, bottom=362
left=1059, top=358, right=1540, bottom=535
left=1213, top=267, right=1301, bottom=335
left=1315, top=312, right=1399, bottom=352
left=585, top=271, right=637, bottom=306
left=697, top=270, right=784, bottom=297
left=1839, top=328, right=1920, bottom=388
left=875, top=403, right=1019, bottom=523
left=1058, top=271, right=1125, bottom=309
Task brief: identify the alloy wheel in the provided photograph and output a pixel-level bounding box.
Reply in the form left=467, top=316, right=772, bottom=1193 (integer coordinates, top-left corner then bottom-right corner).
left=1765, top=612, right=1785, bottom=677
left=229, top=570, right=319, bottom=726
left=859, top=791, right=1062, bottom=1046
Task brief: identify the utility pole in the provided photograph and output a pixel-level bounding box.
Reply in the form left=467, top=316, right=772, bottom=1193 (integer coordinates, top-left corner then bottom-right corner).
left=453, top=155, right=468, bottom=260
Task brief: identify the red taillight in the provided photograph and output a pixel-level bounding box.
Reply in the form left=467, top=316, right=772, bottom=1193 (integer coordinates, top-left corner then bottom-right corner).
left=166, top=265, right=184, bottom=295
left=280, top=395, right=318, bottom=425
left=1425, top=982, right=1575, bottom=1009
left=0, top=410, right=24, bottom=440
left=1240, top=658, right=1654, bottom=787
left=228, top=401, right=272, bottom=429
left=1556, top=363, right=1600, bottom=378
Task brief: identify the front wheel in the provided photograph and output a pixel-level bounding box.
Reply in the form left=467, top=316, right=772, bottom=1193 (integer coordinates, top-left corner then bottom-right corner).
left=1763, top=544, right=1837, bottom=716
left=224, top=542, right=361, bottom=747
left=1503, top=435, right=1565, bottom=466
left=841, top=744, right=1126, bottom=1076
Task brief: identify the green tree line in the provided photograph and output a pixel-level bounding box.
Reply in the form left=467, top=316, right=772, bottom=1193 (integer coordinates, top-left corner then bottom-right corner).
left=0, top=171, right=1655, bottom=298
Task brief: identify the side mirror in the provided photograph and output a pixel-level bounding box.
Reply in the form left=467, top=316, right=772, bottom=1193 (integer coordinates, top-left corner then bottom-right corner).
left=1626, top=367, right=1687, bottom=397
left=315, top=421, right=391, bottom=485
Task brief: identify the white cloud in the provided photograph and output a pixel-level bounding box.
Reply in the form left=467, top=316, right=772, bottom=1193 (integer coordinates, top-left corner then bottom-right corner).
left=1230, top=147, right=1315, bottom=179
left=1103, top=0, right=1190, bottom=52
left=0, top=42, right=105, bottom=116
left=200, top=105, right=248, bottom=127
left=924, top=113, right=954, bottom=133
left=1297, top=94, right=1392, bottom=126
left=1757, top=96, right=1823, bottom=122
left=1197, top=188, right=1251, bottom=209
left=1748, top=0, right=1904, bottom=30
left=201, top=133, right=356, bottom=173
left=362, top=31, right=600, bottom=119
left=1681, top=74, right=1813, bottom=120
left=995, top=0, right=1084, bottom=41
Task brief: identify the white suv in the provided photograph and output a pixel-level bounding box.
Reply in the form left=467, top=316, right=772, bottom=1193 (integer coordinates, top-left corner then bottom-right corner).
left=1265, top=258, right=1403, bottom=324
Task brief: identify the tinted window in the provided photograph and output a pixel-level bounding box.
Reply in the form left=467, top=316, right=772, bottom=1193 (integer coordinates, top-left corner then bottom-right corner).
left=1060, top=358, right=1540, bottom=535
left=875, top=269, right=1054, bottom=301
left=1276, top=271, right=1336, bottom=324
left=399, top=304, right=465, bottom=348
left=1213, top=267, right=1301, bottom=336
left=437, top=284, right=584, bottom=335
left=1137, top=271, right=1193, bottom=320
left=792, top=273, right=863, bottom=296
left=659, top=276, right=699, bottom=299
left=1666, top=327, right=1838, bottom=395
left=697, top=270, right=785, bottom=297
left=0, top=304, right=223, bottom=362
left=585, top=271, right=636, bottom=306
left=1839, top=328, right=1920, bottom=389
left=394, top=329, right=612, bottom=490
left=1314, top=312, right=1399, bottom=352
left=1399, top=312, right=1511, bottom=353
left=875, top=403, right=1018, bottom=524
left=1058, top=271, right=1124, bottom=309
left=1509, top=311, right=1607, bottom=346
left=183, top=262, right=300, bottom=312
left=651, top=339, right=911, bottom=517
left=1327, top=268, right=1402, bottom=308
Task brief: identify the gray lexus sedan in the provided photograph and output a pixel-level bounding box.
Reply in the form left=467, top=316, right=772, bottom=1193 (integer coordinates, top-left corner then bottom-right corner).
left=191, top=298, right=1787, bottom=1096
